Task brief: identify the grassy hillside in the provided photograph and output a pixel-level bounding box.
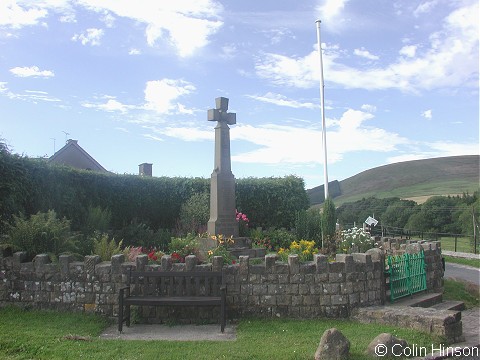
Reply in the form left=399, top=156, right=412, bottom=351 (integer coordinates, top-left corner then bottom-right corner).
left=308, top=155, right=479, bottom=206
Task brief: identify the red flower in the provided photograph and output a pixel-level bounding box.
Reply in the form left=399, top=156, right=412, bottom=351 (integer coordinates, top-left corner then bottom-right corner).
left=232, top=260, right=236, bottom=264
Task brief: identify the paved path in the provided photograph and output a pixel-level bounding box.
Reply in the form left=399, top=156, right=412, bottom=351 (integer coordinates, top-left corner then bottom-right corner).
left=100, top=323, right=236, bottom=341
left=444, top=263, right=480, bottom=285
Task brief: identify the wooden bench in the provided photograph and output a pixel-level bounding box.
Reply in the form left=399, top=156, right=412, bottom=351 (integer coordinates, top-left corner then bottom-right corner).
left=118, top=270, right=226, bottom=332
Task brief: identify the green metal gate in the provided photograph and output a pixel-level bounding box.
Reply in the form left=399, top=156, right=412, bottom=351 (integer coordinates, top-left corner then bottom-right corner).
left=386, top=250, right=427, bottom=303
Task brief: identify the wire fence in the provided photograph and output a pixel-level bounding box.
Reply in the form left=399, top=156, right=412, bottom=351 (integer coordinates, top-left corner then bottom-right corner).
left=341, top=223, right=478, bottom=254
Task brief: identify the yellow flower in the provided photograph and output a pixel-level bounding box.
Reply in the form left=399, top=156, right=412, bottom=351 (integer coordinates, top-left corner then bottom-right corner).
left=208, top=250, right=213, bottom=256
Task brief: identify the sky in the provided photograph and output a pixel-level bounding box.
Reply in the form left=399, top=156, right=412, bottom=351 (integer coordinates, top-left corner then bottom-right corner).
left=0, top=0, right=478, bottom=189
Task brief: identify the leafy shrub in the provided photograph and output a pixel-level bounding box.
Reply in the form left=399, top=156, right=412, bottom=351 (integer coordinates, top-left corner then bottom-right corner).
left=337, top=227, right=374, bottom=253
left=115, top=222, right=171, bottom=250
left=91, top=231, right=123, bottom=261
left=264, top=228, right=297, bottom=251
left=206, top=245, right=235, bottom=265
left=84, top=206, right=111, bottom=234
left=278, top=240, right=318, bottom=262
left=4, top=210, right=78, bottom=258
left=177, top=192, right=209, bottom=235
left=168, top=233, right=200, bottom=262
left=295, top=209, right=322, bottom=244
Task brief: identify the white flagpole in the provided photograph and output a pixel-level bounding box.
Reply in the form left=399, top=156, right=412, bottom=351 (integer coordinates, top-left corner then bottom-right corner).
left=316, top=20, right=329, bottom=200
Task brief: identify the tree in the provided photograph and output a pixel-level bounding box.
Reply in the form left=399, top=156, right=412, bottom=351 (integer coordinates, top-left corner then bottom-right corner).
left=322, top=198, right=336, bottom=238
left=381, top=199, right=417, bottom=229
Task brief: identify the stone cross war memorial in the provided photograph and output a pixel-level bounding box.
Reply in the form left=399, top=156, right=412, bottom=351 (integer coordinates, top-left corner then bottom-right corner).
left=207, top=97, right=239, bottom=238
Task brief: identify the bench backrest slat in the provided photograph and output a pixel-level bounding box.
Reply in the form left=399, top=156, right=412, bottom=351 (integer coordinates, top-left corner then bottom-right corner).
left=128, top=271, right=223, bottom=297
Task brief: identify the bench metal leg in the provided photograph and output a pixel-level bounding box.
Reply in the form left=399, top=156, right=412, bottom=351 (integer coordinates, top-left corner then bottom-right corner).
left=220, top=302, right=226, bottom=333
left=125, top=304, right=131, bottom=327
left=118, top=296, right=124, bottom=332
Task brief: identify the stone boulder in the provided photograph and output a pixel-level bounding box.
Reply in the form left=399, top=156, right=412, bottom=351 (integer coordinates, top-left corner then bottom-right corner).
left=366, top=333, right=408, bottom=358
left=314, top=328, right=350, bottom=360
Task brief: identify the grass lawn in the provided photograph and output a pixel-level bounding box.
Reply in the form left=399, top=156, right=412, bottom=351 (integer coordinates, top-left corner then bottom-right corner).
left=0, top=306, right=444, bottom=360
left=440, top=236, right=477, bottom=253
left=443, top=255, right=480, bottom=268
left=443, top=279, right=480, bottom=309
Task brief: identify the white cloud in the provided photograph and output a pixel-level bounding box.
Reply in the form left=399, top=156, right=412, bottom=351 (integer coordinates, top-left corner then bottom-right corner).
left=71, top=28, right=104, bottom=46
left=316, top=0, right=350, bottom=33
left=387, top=141, right=479, bottom=164
left=10, top=65, right=54, bottom=78
left=0, top=87, right=60, bottom=102
left=229, top=108, right=407, bottom=166
left=399, top=45, right=417, bottom=58
left=414, top=0, right=439, bottom=17
left=82, top=97, right=133, bottom=113
left=354, top=47, right=379, bottom=60
left=0, top=0, right=48, bottom=28
left=247, top=93, right=318, bottom=109
left=361, top=104, right=377, bottom=113
left=256, top=2, right=479, bottom=92
left=422, top=109, right=432, bottom=119
left=128, top=48, right=141, bottom=55
left=161, top=127, right=212, bottom=142
left=255, top=50, right=318, bottom=89
left=101, top=12, right=115, bottom=28
left=425, top=141, right=479, bottom=156
left=143, top=78, right=195, bottom=114
left=77, top=0, right=223, bottom=57
left=220, top=44, right=236, bottom=59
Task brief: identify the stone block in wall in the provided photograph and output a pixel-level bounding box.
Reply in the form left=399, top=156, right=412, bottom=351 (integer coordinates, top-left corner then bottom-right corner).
left=291, top=274, right=305, bottom=284
left=13, top=252, right=27, bottom=271
left=68, top=262, right=85, bottom=281
left=331, top=295, right=347, bottom=305
left=172, top=263, right=185, bottom=271
left=275, top=263, right=289, bottom=274
left=340, top=283, right=354, bottom=295
left=298, top=284, right=310, bottom=295
left=328, top=272, right=345, bottom=283
left=314, top=273, right=329, bottom=283
left=276, top=295, right=292, bottom=306
left=348, top=292, right=360, bottom=305
left=252, top=284, right=268, bottom=295
left=336, top=254, right=354, bottom=273
left=288, top=255, right=299, bottom=273
left=300, top=263, right=315, bottom=274
left=328, top=262, right=345, bottom=274
left=250, top=265, right=265, bottom=275
left=303, top=295, right=319, bottom=306
left=59, top=254, right=73, bottom=278
left=314, top=254, right=328, bottom=273
left=263, top=254, right=275, bottom=273
left=323, top=283, right=340, bottom=295
left=261, top=295, right=276, bottom=306
left=110, top=254, right=125, bottom=274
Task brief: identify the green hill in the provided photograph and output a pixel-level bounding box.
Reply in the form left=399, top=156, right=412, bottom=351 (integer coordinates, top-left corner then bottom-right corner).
left=308, top=155, right=479, bottom=206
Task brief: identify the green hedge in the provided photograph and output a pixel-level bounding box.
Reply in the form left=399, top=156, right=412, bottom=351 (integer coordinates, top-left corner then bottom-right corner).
left=0, top=148, right=309, bottom=232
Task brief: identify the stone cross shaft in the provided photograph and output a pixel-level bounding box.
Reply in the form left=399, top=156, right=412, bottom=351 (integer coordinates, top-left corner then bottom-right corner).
left=207, top=97, right=239, bottom=237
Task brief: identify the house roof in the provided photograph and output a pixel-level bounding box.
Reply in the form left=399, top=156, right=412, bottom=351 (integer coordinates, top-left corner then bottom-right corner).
left=48, top=139, right=108, bottom=173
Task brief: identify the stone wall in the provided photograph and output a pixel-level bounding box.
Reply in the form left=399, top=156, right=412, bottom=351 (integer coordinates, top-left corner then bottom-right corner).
left=379, top=238, right=444, bottom=293
left=0, top=240, right=443, bottom=324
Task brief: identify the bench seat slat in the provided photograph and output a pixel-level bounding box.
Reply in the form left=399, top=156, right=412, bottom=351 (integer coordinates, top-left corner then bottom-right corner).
left=124, top=296, right=222, bottom=306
